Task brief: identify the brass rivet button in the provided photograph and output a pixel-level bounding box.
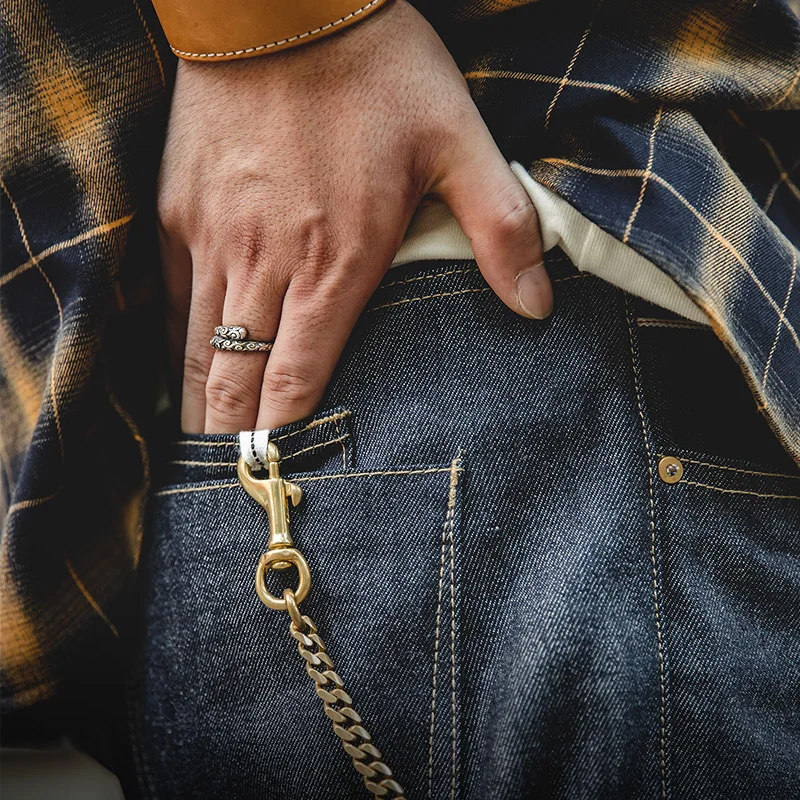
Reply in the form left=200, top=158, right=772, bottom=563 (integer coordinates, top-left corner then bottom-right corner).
left=658, top=455, right=684, bottom=484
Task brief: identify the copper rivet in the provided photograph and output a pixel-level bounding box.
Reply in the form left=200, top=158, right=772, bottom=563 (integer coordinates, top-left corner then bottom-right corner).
left=658, top=455, right=684, bottom=484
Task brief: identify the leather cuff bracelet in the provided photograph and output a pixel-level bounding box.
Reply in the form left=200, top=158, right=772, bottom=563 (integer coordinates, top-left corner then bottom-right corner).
left=151, top=0, right=391, bottom=62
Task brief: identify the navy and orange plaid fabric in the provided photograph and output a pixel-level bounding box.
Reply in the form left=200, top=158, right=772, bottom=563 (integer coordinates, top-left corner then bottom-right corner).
left=1, top=0, right=799, bottom=711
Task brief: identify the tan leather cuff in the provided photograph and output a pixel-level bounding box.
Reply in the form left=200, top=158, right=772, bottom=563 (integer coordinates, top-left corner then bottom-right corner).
left=151, top=0, right=392, bottom=61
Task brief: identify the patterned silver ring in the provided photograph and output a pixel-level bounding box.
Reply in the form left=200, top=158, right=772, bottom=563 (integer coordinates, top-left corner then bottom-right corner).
left=210, top=325, right=273, bottom=353
left=214, top=325, right=248, bottom=341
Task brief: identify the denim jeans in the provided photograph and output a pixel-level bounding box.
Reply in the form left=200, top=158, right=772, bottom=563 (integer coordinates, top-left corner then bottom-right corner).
left=130, top=253, right=800, bottom=799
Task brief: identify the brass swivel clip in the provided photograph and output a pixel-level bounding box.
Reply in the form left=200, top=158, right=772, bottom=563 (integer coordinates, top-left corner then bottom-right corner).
left=239, top=440, right=408, bottom=798
left=238, top=442, right=310, bottom=620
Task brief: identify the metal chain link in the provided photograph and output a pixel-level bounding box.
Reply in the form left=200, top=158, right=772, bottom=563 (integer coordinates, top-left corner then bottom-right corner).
left=285, top=591, right=408, bottom=800
left=239, top=450, right=407, bottom=799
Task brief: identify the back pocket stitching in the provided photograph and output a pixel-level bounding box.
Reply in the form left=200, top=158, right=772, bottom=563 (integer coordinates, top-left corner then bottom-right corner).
left=427, top=454, right=462, bottom=800
left=680, top=480, right=800, bottom=501
left=657, top=454, right=800, bottom=482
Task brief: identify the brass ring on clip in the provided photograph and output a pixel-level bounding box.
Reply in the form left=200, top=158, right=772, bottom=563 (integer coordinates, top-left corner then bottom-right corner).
left=255, top=548, right=311, bottom=610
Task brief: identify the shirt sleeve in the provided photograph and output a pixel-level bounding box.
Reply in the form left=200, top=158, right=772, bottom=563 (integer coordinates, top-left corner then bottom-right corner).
left=150, top=0, right=391, bottom=61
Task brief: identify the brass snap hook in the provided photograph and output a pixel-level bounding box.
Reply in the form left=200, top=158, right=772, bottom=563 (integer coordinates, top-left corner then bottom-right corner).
left=240, top=436, right=407, bottom=798
left=239, top=440, right=311, bottom=608
left=238, top=442, right=303, bottom=569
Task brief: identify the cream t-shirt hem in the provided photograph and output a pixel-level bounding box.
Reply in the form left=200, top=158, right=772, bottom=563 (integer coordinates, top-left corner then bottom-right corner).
left=391, top=161, right=709, bottom=325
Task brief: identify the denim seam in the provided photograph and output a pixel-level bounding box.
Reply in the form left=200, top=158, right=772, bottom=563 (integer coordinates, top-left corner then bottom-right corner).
left=369, top=287, right=493, bottom=313
left=293, top=467, right=463, bottom=484
left=367, top=274, right=593, bottom=314
left=427, top=471, right=449, bottom=798
left=280, top=435, right=349, bottom=462
left=272, top=410, right=352, bottom=441
left=680, top=480, right=800, bottom=500
left=381, top=267, right=478, bottom=290
left=377, top=257, right=572, bottom=293
left=626, top=297, right=669, bottom=800
left=657, top=455, right=800, bottom=482
left=170, top=439, right=236, bottom=447
left=333, top=418, right=347, bottom=472
left=154, top=482, right=240, bottom=496
left=166, top=434, right=351, bottom=467
left=426, top=455, right=462, bottom=800
left=448, top=456, right=460, bottom=800
left=168, top=460, right=238, bottom=467
left=171, top=409, right=352, bottom=448
left=153, top=466, right=464, bottom=495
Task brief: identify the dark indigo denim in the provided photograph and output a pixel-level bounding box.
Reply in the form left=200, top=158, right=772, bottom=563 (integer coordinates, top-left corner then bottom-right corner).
left=131, top=253, right=800, bottom=799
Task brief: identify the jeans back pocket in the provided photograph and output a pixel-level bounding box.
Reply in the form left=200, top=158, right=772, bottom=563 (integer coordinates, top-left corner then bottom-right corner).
left=132, top=407, right=465, bottom=800
left=629, top=299, right=800, bottom=799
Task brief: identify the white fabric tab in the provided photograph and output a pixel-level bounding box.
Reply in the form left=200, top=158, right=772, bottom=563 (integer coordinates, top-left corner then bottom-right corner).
left=239, top=429, right=271, bottom=470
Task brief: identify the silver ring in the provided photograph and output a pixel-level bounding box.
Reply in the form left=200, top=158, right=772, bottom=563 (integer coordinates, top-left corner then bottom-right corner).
left=210, top=325, right=273, bottom=353
left=214, top=325, right=248, bottom=341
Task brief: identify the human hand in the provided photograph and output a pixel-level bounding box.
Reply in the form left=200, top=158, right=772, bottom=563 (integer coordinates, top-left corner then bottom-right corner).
left=158, top=0, right=551, bottom=433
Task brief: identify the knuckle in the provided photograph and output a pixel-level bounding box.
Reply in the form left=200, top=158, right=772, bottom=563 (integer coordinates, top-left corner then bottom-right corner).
left=156, top=164, right=191, bottom=234
left=224, top=208, right=341, bottom=283
left=157, top=192, right=182, bottom=234
left=292, top=253, right=363, bottom=302
left=489, top=186, right=537, bottom=240
left=295, top=211, right=337, bottom=278
left=230, top=221, right=269, bottom=274
left=182, top=351, right=210, bottom=395
left=205, top=370, right=260, bottom=420
left=261, top=366, right=317, bottom=411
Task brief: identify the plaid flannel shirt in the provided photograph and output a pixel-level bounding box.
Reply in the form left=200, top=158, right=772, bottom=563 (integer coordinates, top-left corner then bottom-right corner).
left=1, top=0, right=798, bottom=711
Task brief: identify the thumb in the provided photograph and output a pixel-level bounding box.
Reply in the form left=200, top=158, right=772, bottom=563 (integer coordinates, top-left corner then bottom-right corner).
left=432, top=127, right=552, bottom=320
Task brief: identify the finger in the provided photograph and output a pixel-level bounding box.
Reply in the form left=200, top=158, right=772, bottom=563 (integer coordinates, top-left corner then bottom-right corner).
left=159, top=231, right=192, bottom=403
left=180, top=265, right=224, bottom=433
left=255, top=272, right=381, bottom=430
left=432, top=122, right=552, bottom=320
left=204, top=275, right=286, bottom=434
